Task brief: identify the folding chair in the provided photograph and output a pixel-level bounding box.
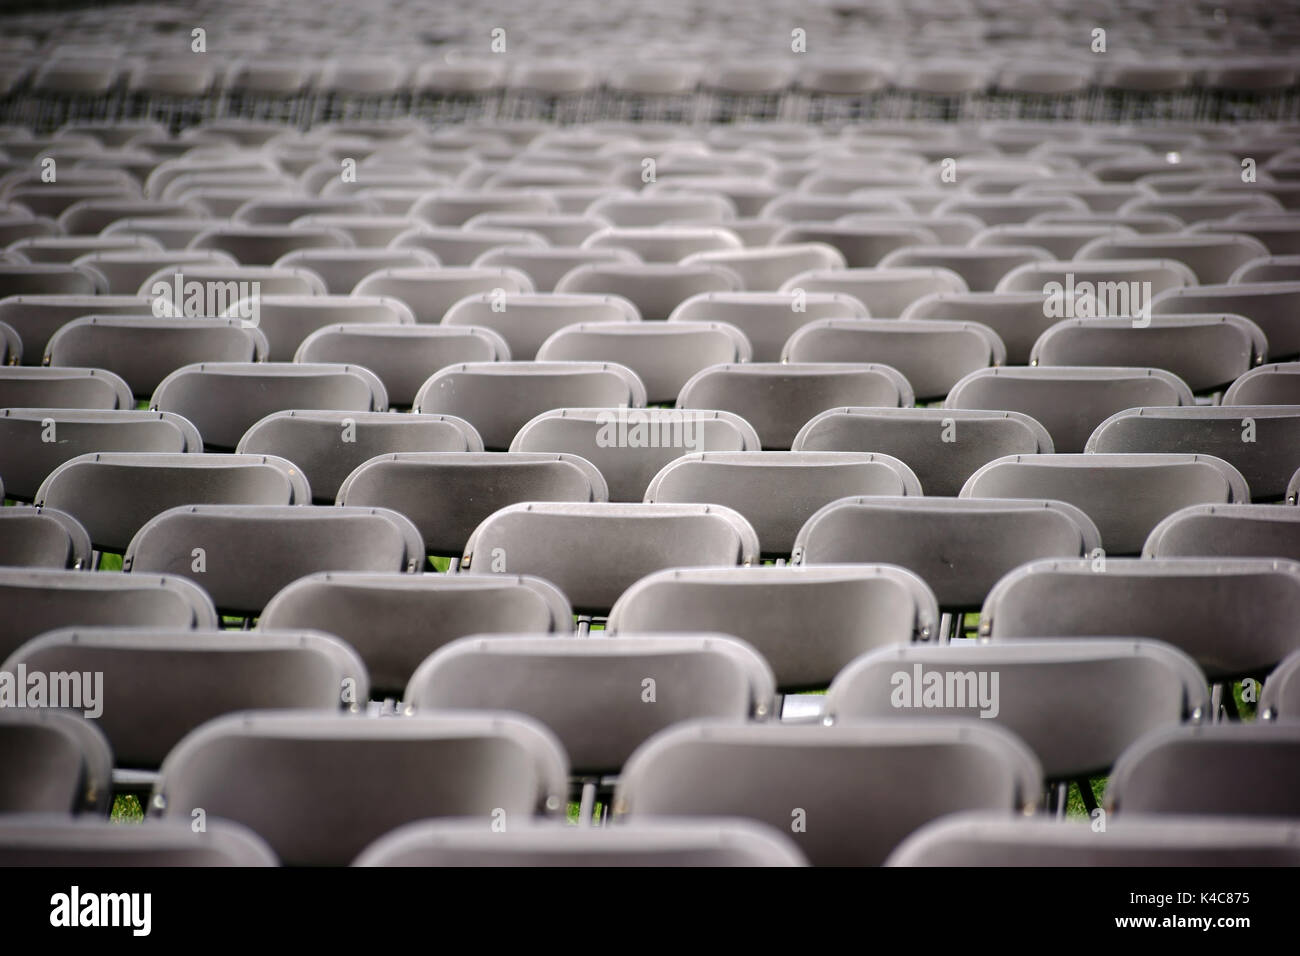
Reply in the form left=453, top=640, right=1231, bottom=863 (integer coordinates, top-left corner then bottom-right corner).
left=587, top=192, right=735, bottom=227
left=879, top=246, right=1052, bottom=293
left=0, top=366, right=134, bottom=410
left=442, top=291, right=638, bottom=361
left=390, top=226, right=547, bottom=267
left=1260, top=649, right=1300, bottom=722
left=0, top=710, right=112, bottom=815
left=583, top=227, right=742, bottom=266
left=1075, top=232, right=1271, bottom=285
left=149, top=711, right=568, bottom=866
left=228, top=294, right=413, bottom=361
left=613, top=719, right=1041, bottom=866
left=353, top=266, right=534, bottom=323
left=72, top=250, right=236, bottom=295
left=1106, top=723, right=1300, bottom=818
left=555, top=262, right=742, bottom=320
left=234, top=195, right=380, bottom=225
left=0, top=263, right=104, bottom=297
left=1151, top=281, right=1300, bottom=358
left=0, top=507, right=91, bottom=570
left=947, top=367, right=1194, bottom=454
left=151, top=362, right=387, bottom=450
left=1229, top=255, right=1300, bottom=284
left=0, top=815, right=278, bottom=866
left=9, top=235, right=162, bottom=265
left=465, top=212, right=612, bottom=246
left=1088, top=405, right=1300, bottom=501
left=667, top=290, right=867, bottom=363
left=781, top=266, right=968, bottom=317
left=768, top=223, right=936, bottom=268
left=1143, top=504, right=1300, bottom=562
left=969, top=223, right=1138, bottom=260
left=353, top=818, right=807, bottom=867
left=411, top=190, right=559, bottom=227
left=273, top=248, right=439, bottom=295
left=473, top=246, right=640, bottom=293
left=981, top=557, right=1300, bottom=683
left=1223, top=362, right=1300, bottom=405
left=188, top=224, right=353, bottom=266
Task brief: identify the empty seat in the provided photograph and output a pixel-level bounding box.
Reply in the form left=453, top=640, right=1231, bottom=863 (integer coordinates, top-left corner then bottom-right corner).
left=608, top=564, right=938, bottom=690
left=886, top=812, right=1300, bottom=866
left=1261, top=649, right=1300, bottom=722
left=442, top=291, right=638, bottom=361
left=947, top=367, right=1194, bottom=454
left=1224, top=362, right=1300, bottom=405
left=0, top=507, right=91, bottom=569
left=463, top=502, right=758, bottom=614
left=353, top=818, right=807, bottom=867
left=274, top=248, right=439, bottom=295
left=405, top=633, right=775, bottom=773
left=412, top=190, right=559, bottom=226
left=9, top=235, right=162, bottom=265
left=73, top=250, right=237, bottom=295
left=238, top=411, right=481, bottom=504
left=935, top=195, right=1088, bottom=227
left=0, top=367, right=134, bottom=410
left=646, top=451, right=919, bottom=556
left=781, top=267, right=968, bottom=317
left=336, top=451, right=607, bottom=556
left=231, top=294, right=414, bottom=361
left=795, top=496, right=1099, bottom=611
left=124, top=504, right=424, bottom=614
left=613, top=719, right=1041, bottom=866
left=678, top=363, right=912, bottom=450
left=794, top=406, right=1053, bottom=497
left=879, top=246, right=1051, bottom=293
left=473, top=246, right=639, bottom=293
left=0, top=815, right=278, bottom=866
left=260, top=572, right=572, bottom=696
left=188, top=225, right=353, bottom=266
left=1143, top=504, right=1300, bottom=562
left=784, top=318, right=1005, bottom=401
left=1075, top=232, right=1271, bottom=285
left=1088, top=405, right=1300, bottom=501
left=827, top=639, right=1207, bottom=780
left=151, top=362, right=387, bottom=450
left=770, top=223, right=937, bottom=269
left=391, top=226, right=547, bottom=267
left=962, top=453, right=1246, bottom=555
left=1151, top=282, right=1300, bottom=359
left=353, top=266, right=534, bottom=323
left=45, top=317, right=267, bottom=397
left=0, top=263, right=104, bottom=297
left=0, top=294, right=154, bottom=363
left=1229, top=255, right=1300, bottom=284
left=1031, top=315, right=1264, bottom=393
left=465, top=213, right=612, bottom=246
left=3, top=627, right=366, bottom=771
left=150, top=711, right=568, bottom=866
left=0, top=567, right=217, bottom=661
left=413, top=360, right=645, bottom=450
left=1106, top=724, right=1300, bottom=819
left=903, top=291, right=1082, bottom=366
left=679, top=243, right=844, bottom=291
left=969, top=223, right=1139, bottom=260
left=35, top=452, right=309, bottom=552
left=0, top=710, right=112, bottom=815
left=536, top=321, right=750, bottom=404
left=995, top=258, right=1196, bottom=302
left=668, top=290, right=868, bottom=363
left=0, top=408, right=200, bottom=502
left=1121, top=193, right=1284, bottom=225
left=555, top=263, right=742, bottom=320
left=584, top=227, right=742, bottom=265
left=980, top=557, right=1300, bottom=681
left=587, top=193, right=734, bottom=227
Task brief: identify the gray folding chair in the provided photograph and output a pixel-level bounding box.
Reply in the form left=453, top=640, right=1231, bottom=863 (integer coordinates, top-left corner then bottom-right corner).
left=1261, top=649, right=1300, bottom=723
left=1106, top=723, right=1300, bottom=818
left=878, top=245, right=1052, bottom=293
left=353, top=818, right=807, bottom=867
left=463, top=502, right=759, bottom=615
left=1088, top=405, right=1300, bottom=501
left=555, top=263, right=742, bottom=320
left=1074, top=232, right=1271, bottom=284
left=770, top=223, right=937, bottom=268
left=227, top=294, right=414, bottom=361
left=902, top=290, right=1084, bottom=366
left=473, top=246, right=640, bottom=293
left=260, top=571, right=572, bottom=697
left=1151, top=282, right=1300, bottom=359
left=149, top=711, right=568, bottom=866
left=793, top=406, right=1053, bottom=497
left=0, top=815, right=278, bottom=866
left=962, top=453, right=1247, bottom=555
left=607, top=564, right=938, bottom=692
left=413, top=360, right=645, bottom=450
left=980, top=557, right=1300, bottom=683
left=0, top=507, right=91, bottom=569
left=238, top=410, right=481, bottom=503
left=947, top=367, right=1194, bottom=454
left=1143, top=503, right=1300, bottom=562
left=885, top=812, right=1300, bottom=866
left=1223, top=362, right=1300, bottom=405
left=151, top=362, right=388, bottom=450
left=667, top=290, right=868, bottom=363
left=0, top=294, right=153, bottom=364
left=442, top=291, right=639, bottom=360
left=352, top=266, right=534, bottom=323
left=124, top=504, right=424, bottom=615
left=0, top=710, right=113, bottom=815
left=188, top=224, right=353, bottom=266
left=0, top=408, right=200, bottom=502
left=613, top=719, right=1041, bottom=866
left=274, top=248, right=439, bottom=295
left=780, top=267, right=968, bottom=317
left=0, top=367, right=134, bottom=410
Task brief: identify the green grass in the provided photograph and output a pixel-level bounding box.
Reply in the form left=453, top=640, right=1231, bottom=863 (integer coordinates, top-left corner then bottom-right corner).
left=111, top=795, right=145, bottom=822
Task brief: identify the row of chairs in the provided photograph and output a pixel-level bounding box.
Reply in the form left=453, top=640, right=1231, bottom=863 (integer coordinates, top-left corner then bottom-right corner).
left=3, top=638, right=1299, bottom=865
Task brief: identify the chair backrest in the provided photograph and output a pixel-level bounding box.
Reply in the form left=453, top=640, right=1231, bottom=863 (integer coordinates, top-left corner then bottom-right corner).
left=554, top=262, right=742, bottom=320
left=336, top=451, right=607, bottom=556
left=0, top=814, right=279, bottom=866
left=1144, top=503, right=1300, bottom=562
left=885, top=811, right=1300, bottom=866
left=902, top=290, right=1085, bottom=365
left=1087, top=405, right=1300, bottom=501
left=608, top=564, right=938, bottom=690
left=795, top=495, right=1100, bottom=610
left=0, top=366, right=134, bottom=411
left=780, top=266, right=968, bottom=317
left=0, top=507, right=92, bottom=569
left=981, top=556, right=1300, bottom=681
left=1106, top=723, right=1300, bottom=818
left=412, top=360, right=645, bottom=449
left=352, top=266, right=534, bottom=323
left=442, top=291, right=638, bottom=360
left=668, top=290, right=868, bottom=363
left=473, top=245, right=639, bottom=293
left=1223, top=362, right=1300, bottom=405
left=0, top=294, right=153, bottom=363
left=151, top=362, right=388, bottom=450
left=614, top=718, right=1042, bottom=866
left=1261, top=648, right=1300, bottom=723
left=405, top=633, right=775, bottom=774
left=1152, top=282, right=1300, bottom=359
left=678, top=363, right=913, bottom=450
left=878, top=245, right=1052, bottom=293
left=3, top=627, right=366, bottom=769
left=463, top=502, right=759, bottom=614
left=646, top=451, right=920, bottom=556
left=352, top=818, right=807, bottom=867
left=1074, top=232, right=1271, bottom=284
left=124, top=504, right=424, bottom=614
left=260, top=571, right=573, bottom=696
left=150, top=710, right=569, bottom=866
left=0, top=710, right=113, bottom=815
left=274, top=248, right=439, bottom=295
left=225, top=294, right=414, bottom=361
left=237, top=410, right=481, bottom=503
left=946, top=366, right=1194, bottom=454
left=824, top=639, right=1207, bottom=780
